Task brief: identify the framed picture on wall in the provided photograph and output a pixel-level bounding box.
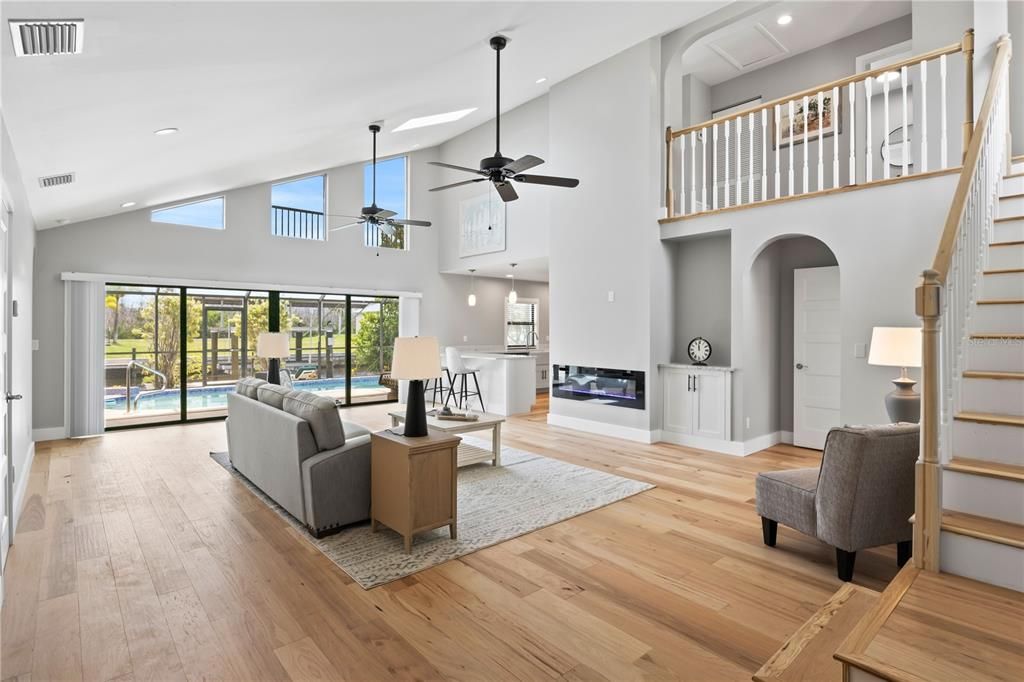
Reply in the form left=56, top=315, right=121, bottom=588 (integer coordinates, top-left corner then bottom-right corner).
left=773, top=93, right=842, bottom=148
left=458, top=190, right=507, bottom=258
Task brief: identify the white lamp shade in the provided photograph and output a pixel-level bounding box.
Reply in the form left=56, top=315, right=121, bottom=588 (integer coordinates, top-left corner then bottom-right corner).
left=256, top=332, right=290, bottom=359
left=868, top=327, right=922, bottom=368
left=507, top=289, right=518, bottom=304
left=391, top=336, right=441, bottom=380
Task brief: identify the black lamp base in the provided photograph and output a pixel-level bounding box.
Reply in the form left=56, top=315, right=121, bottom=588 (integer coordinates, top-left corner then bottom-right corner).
left=267, top=358, right=281, bottom=385
left=404, top=379, right=429, bottom=437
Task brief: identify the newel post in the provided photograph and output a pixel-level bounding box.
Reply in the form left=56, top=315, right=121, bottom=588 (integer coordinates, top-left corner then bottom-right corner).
left=914, top=269, right=942, bottom=571
left=962, top=28, right=975, bottom=161
left=665, top=126, right=674, bottom=219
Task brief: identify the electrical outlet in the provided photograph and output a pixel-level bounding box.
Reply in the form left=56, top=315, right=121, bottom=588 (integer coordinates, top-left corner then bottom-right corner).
left=854, top=343, right=866, bottom=358
left=462, top=335, right=468, bottom=343
left=607, top=290, right=615, bottom=302
left=746, top=417, right=751, bottom=429
left=32, top=339, right=40, bottom=351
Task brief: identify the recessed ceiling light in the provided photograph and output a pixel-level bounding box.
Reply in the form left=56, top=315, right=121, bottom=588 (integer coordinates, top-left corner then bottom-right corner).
left=153, top=127, right=179, bottom=136
left=120, top=201, right=136, bottom=208
left=392, top=108, right=477, bottom=132
left=777, top=14, right=793, bottom=25
left=536, top=77, right=547, bottom=84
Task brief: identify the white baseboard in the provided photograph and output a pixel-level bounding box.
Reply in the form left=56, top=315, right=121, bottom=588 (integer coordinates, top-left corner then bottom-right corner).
left=656, top=429, right=791, bottom=457
left=12, top=442, right=35, bottom=533
left=547, top=413, right=656, bottom=444
left=32, top=426, right=66, bottom=442
left=780, top=430, right=794, bottom=445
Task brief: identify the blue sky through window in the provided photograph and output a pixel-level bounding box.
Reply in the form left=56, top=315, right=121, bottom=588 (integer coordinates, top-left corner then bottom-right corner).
left=364, top=157, right=406, bottom=218
left=151, top=197, right=224, bottom=229
left=271, top=175, right=325, bottom=213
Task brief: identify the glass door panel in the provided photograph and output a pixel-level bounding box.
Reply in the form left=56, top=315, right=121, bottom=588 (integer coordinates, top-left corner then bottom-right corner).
left=350, top=296, right=399, bottom=404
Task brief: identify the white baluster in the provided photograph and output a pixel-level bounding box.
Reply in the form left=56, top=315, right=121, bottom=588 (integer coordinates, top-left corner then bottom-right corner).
left=940, top=54, right=948, bottom=169
left=788, top=100, right=795, bottom=196
left=901, top=66, right=909, bottom=177
left=761, top=109, right=768, bottom=201
left=921, top=59, right=929, bottom=172
left=866, top=77, right=873, bottom=182
left=724, top=120, right=730, bottom=208
left=832, top=86, right=840, bottom=188
left=690, top=131, right=697, bottom=213
left=679, top=135, right=685, bottom=215
left=712, top=123, right=719, bottom=210
left=883, top=74, right=890, bottom=179
left=774, top=105, right=781, bottom=198
left=849, top=82, right=856, bottom=185
left=817, top=91, right=824, bottom=190
left=802, top=95, right=810, bottom=192
left=736, top=115, right=743, bottom=206
left=702, top=127, right=708, bottom=210
left=748, top=111, right=755, bottom=204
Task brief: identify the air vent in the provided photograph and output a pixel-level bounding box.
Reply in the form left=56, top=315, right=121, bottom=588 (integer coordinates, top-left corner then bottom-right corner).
left=39, top=173, right=74, bottom=188
left=9, top=19, right=84, bottom=57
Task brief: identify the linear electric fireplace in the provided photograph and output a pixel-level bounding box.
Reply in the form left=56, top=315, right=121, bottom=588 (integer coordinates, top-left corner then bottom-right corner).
left=551, top=365, right=645, bottom=410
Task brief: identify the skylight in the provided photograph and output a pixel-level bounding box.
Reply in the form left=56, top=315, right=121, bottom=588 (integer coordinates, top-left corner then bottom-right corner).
left=392, top=108, right=477, bottom=132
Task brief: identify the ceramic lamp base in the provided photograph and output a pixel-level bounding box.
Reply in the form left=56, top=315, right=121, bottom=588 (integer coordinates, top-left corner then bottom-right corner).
left=885, top=376, right=920, bottom=423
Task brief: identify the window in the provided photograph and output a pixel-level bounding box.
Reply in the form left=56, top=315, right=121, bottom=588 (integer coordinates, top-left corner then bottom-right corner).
left=151, top=197, right=224, bottom=229
left=364, top=156, right=407, bottom=250
left=272, top=175, right=325, bottom=240
left=505, top=299, right=538, bottom=349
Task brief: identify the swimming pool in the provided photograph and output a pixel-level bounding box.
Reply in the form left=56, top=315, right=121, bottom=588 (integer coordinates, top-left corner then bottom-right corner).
left=104, top=376, right=385, bottom=412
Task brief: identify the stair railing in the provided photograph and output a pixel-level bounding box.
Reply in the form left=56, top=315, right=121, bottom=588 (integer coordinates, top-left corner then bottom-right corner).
left=914, top=35, right=1012, bottom=571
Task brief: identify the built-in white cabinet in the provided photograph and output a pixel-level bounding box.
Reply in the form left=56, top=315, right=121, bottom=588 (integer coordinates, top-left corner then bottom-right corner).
left=660, top=364, right=733, bottom=444
left=534, top=352, right=550, bottom=390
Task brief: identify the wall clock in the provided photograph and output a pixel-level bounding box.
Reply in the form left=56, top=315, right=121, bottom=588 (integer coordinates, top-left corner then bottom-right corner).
left=687, top=337, right=711, bottom=366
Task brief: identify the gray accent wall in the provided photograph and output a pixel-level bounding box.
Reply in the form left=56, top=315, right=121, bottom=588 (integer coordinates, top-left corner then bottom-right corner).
left=1009, top=0, right=1023, bottom=156
left=672, top=232, right=731, bottom=365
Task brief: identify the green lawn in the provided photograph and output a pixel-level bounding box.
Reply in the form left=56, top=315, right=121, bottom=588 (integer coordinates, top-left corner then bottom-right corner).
left=104, top=334, right=348, bottom=357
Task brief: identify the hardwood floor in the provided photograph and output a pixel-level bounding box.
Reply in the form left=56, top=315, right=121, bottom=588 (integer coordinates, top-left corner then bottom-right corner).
left=1, top=396, right=902, bottom=681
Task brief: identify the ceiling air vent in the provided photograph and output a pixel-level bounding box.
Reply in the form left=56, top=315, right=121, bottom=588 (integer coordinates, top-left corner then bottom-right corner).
left=39, top=173, right=75, bottom=188
left=9, top=19, right=84, bottom=57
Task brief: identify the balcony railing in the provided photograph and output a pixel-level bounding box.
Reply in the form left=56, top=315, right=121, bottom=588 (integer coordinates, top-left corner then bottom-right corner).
left=663, top=30, right=975, bottom=221
left=272, top=204, right=325, bottom=240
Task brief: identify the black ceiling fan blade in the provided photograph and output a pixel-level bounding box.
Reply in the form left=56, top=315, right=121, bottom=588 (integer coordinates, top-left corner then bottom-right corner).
left=513, top=173, right=580, bottom=188
left=389, top=218, right=432, bottom=227
left=428, top=161, right=486, bottom=175
left=327, top=213, right=368, bottom=220
left=328, top=221, right=364, bottom=232
left=374, top=209, right=397, bottom=220
left=429, top=178, right=486, bottom=192
left=494, top=181, right=519, bottom=202
left=503, top=154, right=544, bottom=174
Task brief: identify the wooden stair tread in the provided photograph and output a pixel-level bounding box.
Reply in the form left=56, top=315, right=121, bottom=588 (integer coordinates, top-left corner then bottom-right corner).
left=1001, top=192, right=1024, bottom=200
left=946, top=456, right=1024, bottom=482
left=1006, top=172, right=1024, bottom=179
left=971, top=333, right=1024, bottom=339
left=836, top=568, right=1024, bottom=682
left=994, top=215, right=1023, bottom=223
left=753, top=583, right=877, bottom=681
left=977, top=299, right=1024, bottom=305
left=963, top=370, right=1024, bottom=380
left=942, top=509, right=1024, bottom=549
left=984, top=268, right=1024, bottom=275
left=955, top=412, right=1024, bottom=427
left=991, top=240, right=1024, bottom=246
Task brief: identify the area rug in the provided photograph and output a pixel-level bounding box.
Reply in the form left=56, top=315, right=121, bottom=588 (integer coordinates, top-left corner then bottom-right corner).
left=210, top=437, right=653, bottom=588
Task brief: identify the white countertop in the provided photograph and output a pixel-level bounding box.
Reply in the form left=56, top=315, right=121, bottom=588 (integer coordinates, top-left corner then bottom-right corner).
left=461, top=352, right=537, bottom=361
left=659, top=363, right=735, bottom=371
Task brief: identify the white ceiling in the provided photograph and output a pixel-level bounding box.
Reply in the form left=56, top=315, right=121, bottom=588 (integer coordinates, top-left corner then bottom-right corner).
left=680, top=0, right=911, bottom=86
left=2, top=1, right=726, bottom=228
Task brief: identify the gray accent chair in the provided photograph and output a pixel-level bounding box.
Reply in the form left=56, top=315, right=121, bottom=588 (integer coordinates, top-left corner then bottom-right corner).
left=227, top=377, right=372, bottom=537
left=755, top=424, right=919, bottom=581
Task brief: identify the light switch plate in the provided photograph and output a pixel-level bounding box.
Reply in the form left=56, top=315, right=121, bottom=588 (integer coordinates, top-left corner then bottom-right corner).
left=463, top=335, right=468, bottom=343
left=32, top=339, right=40, bottom=351
left=854, top=343, right=866, bottom=358
left=607, top=290, right=615, bottom=302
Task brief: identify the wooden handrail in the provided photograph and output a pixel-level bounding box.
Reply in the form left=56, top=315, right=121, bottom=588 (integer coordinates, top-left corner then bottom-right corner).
left=669, top=39, right=965, bottom=140
left=930, top=37, right=1012, bottom=280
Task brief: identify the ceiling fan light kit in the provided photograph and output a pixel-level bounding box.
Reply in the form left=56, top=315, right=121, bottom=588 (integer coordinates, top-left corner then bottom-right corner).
left=428, top=35, right=579, bottom=202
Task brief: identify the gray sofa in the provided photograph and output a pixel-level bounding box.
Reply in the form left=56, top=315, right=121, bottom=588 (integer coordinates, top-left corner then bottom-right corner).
left=227, top=377, right=372, bottom=537
left=755, top=423, right=919, bottom=581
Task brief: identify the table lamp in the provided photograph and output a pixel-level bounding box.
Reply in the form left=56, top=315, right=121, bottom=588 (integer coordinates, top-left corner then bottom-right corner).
left=256, top=332, right=289, bottom=385
left=868, top=326, right=922, bottom=423
left=391, top=336, right=441, bottom=437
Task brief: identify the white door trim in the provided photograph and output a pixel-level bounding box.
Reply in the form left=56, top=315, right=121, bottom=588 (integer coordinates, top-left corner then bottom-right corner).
left=793, top=265, right=841, bottom=449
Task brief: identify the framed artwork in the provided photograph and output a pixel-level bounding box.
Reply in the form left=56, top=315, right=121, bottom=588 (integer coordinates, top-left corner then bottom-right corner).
left=774, top=93, right=842, bottom=148
left=458, top=191, right=506, bottom=258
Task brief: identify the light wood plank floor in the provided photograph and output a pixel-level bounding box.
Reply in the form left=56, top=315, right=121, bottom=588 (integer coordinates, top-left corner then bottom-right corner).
left=1, top=396, right=901, bottom=681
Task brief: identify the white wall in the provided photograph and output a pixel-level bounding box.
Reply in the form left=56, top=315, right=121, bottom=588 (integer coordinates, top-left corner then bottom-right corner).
left=1, top=114, right=36, bottom=524
left=1011, top=0, right=1024, bottom=156
left=672, top=232, right=731, bottom=365
left=548, top=38, right=669, bottom=436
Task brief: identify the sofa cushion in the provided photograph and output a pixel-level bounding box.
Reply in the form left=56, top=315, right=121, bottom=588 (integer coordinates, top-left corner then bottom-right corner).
left=283, top=390, right=345, bottom=451
left=236, top=377, right=267, bottom=399
left=755, top=467, right=819, bottom=538
left=341, top=420, right=371, bottom=440
left=257, top=383, right=292, bottom=410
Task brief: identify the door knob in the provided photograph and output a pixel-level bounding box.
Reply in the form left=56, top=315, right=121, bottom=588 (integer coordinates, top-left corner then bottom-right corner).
left=795, top=363, right=805, bottom=370
left=5, top=393, right=22, bottom=401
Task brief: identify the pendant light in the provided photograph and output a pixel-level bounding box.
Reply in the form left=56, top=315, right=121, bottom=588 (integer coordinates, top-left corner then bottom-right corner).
left=508, top=263, right=518, bottom=304
left=467, top=269, right=477, bottom=307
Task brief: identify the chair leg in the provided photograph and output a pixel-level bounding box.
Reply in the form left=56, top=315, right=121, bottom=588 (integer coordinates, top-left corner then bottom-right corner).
left=761, top=517, right=778, bottom=547
left=471, top=371, right=485, bottom=412
left=444, top=370, right=457, bottom=408
left=836, top=548, right=857, bottom=582
left=896, top=540, right=912, bottom=567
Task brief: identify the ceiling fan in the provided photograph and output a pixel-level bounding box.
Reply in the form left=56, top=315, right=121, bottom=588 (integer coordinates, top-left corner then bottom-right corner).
left=329, top=124, right=432, bottom=238
left=428, top=35, right=579, bottom=202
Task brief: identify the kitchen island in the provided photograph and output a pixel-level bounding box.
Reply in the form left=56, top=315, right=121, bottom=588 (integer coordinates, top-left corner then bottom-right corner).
left=458, top=352, right=537, bottom=416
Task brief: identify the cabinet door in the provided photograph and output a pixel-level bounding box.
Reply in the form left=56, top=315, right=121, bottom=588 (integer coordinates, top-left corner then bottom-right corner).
left=663, top=370, right=694, bottom=433
left=693, top=372, right=726, bottom=440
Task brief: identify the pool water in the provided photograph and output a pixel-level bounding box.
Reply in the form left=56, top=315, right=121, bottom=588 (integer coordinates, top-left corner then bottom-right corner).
left=105, top=376, right=384, bottom=412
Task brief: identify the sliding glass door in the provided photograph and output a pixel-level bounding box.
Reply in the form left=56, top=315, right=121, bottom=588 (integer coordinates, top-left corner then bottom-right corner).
left=104, top=284, right=399, bottom=429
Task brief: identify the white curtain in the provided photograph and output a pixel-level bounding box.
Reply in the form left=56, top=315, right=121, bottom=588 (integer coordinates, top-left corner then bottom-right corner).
left=66, top=280, right=106, bottom=437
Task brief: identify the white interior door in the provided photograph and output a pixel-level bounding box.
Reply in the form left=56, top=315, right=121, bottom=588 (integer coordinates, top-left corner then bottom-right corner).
left=0, top=216, right=9, bottom=575
left=793, top=266, right=841, bottom=449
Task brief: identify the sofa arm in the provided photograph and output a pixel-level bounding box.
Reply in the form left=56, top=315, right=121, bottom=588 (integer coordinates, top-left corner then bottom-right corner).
left=299, top=434, right=372, bottom=534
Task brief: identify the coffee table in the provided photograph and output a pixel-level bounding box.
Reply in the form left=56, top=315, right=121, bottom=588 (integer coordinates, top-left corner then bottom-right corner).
left=388, top=407, right=505, bottom=467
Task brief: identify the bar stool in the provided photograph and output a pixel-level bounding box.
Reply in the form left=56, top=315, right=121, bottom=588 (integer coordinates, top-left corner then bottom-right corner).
left=444, top=347, right=485, bottom=412
left=424, top=365, right=449, bottom=406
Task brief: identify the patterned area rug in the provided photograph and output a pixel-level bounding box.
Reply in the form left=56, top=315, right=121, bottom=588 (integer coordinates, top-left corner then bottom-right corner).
left=211, top=437, right=653, bottom=589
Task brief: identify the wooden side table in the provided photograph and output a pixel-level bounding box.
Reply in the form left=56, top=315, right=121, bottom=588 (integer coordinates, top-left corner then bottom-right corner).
left=370, top=429, right=461, bottom=553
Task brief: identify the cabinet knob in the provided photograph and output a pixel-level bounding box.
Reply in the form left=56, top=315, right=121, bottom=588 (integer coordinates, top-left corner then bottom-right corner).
left=795, top=363, right=806, bottom=370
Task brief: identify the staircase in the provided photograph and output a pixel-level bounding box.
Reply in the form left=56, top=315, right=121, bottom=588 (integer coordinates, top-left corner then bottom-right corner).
left=940, top=153, right=1024, bottom=591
